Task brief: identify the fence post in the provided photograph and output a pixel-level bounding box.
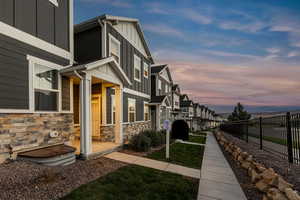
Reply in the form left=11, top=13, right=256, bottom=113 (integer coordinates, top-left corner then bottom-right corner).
left=259, top=117, right=263, bottom=150
left=286, top=112, right=293, bottom=164
left=246, top=120, right=249, bottom=143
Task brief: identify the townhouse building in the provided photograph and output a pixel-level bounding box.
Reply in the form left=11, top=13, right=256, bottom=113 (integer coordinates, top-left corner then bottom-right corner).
left=171, top=84, right=181, bottom=120
left=150, top=64, right=173, bottom=130
left=62, top=15, right=154, bottom=158
left=179, top=94, right=194, bottom=130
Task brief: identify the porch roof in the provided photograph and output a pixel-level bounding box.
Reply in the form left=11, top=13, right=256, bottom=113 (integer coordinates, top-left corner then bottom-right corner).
left=61, top=57, right=132, bottom=86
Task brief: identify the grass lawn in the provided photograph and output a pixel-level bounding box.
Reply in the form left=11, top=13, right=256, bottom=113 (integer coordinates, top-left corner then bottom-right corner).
left=248, top=133, right=287, bottom=146
left=189, top=135, right=206, bottom=144
left=147, top=143, right=204, bottom=169
left=62, top=165, right=199, bottom=200
left=191, top=131, right=207, bottom=136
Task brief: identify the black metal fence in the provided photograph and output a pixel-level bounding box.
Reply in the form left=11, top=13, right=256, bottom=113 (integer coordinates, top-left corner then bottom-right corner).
left=220, top=112, right=300, bottom=164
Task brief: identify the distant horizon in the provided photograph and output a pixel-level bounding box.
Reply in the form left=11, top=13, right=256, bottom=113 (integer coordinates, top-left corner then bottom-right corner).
left=207, top=104, right=300, bottom=114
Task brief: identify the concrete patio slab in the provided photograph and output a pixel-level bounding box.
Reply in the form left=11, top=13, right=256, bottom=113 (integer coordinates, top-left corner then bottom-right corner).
left=166, top=163, right=201, bottom=179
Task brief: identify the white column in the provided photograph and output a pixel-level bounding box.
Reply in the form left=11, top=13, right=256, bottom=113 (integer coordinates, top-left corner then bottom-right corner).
left=114, top=85, right=123, bottom=144
left=80, top=74, right=92, bottom=158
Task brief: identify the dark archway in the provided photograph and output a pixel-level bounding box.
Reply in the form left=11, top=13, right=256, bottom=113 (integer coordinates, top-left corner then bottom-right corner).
left=171, top=120, right=189, bottom=141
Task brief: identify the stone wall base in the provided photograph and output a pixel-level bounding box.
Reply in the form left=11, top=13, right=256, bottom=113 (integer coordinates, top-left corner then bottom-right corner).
left=0, top=113, right=74, bottom=164
left=123, top=121, right=151, bottom=143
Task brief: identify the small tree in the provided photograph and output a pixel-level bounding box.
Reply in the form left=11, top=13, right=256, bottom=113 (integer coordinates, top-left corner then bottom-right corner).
left=228, top=102, right=251, bottom=121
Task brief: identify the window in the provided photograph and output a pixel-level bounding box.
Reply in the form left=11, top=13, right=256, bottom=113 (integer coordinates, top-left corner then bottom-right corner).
left=34, top=64, right=59, bottom=111
left=128, top=98, right=136, bottom=122
left=144, top=102, right=149, bottom=121
left=134, top=55, right=141, bottom=82
left=109, top=34, right=121, bottom=64
left=165, top=84, right=168, bottom=93
left=111, top=95, right=116, bottom=124
left=143, top=62, right=149, bottom=78
left=158, top=79, right=162, bottom=90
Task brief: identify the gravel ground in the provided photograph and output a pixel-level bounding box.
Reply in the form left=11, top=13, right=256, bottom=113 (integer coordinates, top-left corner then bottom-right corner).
left=222, top=132, right=300, bottom=192
left=0, top=157, right=127, bottom=200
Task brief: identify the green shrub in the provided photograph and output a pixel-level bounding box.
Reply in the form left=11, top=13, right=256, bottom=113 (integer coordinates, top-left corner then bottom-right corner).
left=144, top=130, right=161, bottom=147
left=129, top=133, right=151, bottom=152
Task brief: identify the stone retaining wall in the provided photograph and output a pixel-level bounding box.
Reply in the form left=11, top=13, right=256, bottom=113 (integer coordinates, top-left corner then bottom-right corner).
left=123, top=121, right=151, bottom=143
left=0, top=113, right=74, bottom=163
left=100, top=125, right=115, bottom=142
left=215, top=132, right=300, bottom=200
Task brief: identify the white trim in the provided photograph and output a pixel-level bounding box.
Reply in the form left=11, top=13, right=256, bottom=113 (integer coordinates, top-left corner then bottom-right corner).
left=133, top=54, right=141, bottom=82
left=158, top=79, right=162, bottom=90
left=123, top=88, right=150, bottom=99
left=0, top=21, right=71, bottom=60
left=102, top=21, right=107, bottom=58
left=111, top=94, right=116, bottom=124
left=0, top=109, right=72, bottom=114
left=27, top=55, right=64, bottom=70
left=69, top=0, right=74, bottom=65
left=49, top=0, right=59, bottom=7
left=108, top=34, right=121, bottom=64
left=128, top=98, right=136, bottom=122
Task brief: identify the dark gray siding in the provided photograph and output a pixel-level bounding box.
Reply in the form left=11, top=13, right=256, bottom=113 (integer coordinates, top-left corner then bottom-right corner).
left=123, top=92, right=150, bottom=122
left=0, top=33, right=69, bottom=110
left=106, top=24, right=151, bottom=95
left=157, top=76, right=172, bottom=96
left=151, top=75, right=156, bottom=96
left=74, top=27, right=102, bottom=64
left=0, top=0, right=70, bottom=51
left=0, top=0, right=14, bottom=26
left=62, top=76, right=70, bottom=111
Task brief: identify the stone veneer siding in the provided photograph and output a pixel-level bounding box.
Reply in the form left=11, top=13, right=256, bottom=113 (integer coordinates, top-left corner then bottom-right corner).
left=123, top=121, right=151, bottom=143
left=99, top=125, right=115, bottom=142
left=0, top=113, right=74, bottom=163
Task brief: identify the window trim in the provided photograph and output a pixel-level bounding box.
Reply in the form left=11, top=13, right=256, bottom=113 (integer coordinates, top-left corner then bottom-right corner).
left=158, top=79, right=162, bottom=90
left=111, top=94, right=116, bottom=124
left=108, top=34, right=121, bottom=64
left=134, top=54, right=141, bottom=82
left=143, top=62, right=149, bottom=79
left=128, top=98, right=136, bottom=122
left=27, top=55, right=70, bottom=113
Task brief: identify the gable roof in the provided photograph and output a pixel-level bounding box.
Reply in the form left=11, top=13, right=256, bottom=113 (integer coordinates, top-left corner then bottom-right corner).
left=180, top=100, right=193, bottom=107
left=151, top=64, right=167, bottom=74
left=180, top=94, right=189, bottom=102
left=75, top=14, right=154, bottom=64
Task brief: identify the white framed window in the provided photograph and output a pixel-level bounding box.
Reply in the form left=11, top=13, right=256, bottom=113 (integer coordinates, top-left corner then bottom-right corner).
left=111, top=95, right=116, bottom=124
left=109, top=34, right=121, bottom=64
left=144, top=102, right=149, bottom=121
left=165, top=84, right=168, bottom=93
left=128, top=98, right=136, bottom=122
left=143, top=62, right=149, bottom=78
left=49, top=0, right=59, bottom=7
left=33, top=63, right=60, bottom=112
left=134, top=55, right=141, bottom=82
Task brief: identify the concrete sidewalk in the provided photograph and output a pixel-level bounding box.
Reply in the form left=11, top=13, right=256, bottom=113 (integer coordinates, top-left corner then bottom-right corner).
left=105, top=152, right=200, bottom=179
left=198, top=132, right=247, bottom=200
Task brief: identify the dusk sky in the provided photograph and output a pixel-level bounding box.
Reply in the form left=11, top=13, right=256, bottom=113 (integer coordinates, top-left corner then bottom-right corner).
left=75, top=0, right=300, bottom=113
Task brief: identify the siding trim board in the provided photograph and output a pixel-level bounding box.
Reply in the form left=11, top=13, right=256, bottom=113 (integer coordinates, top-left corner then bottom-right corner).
left=123, top=88, right=150, bottom=99
left=0, top=20, right=71, bottom=61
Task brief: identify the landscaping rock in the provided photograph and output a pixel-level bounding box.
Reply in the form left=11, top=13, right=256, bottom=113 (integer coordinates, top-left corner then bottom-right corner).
left=267, top=188, right=288, bottom=200
left=285, top=188, right=300, bottom=200
left=256, top=179, right=271, bottom=192
left=261, top=168, right=278, bottom=184
left=271, top=176, right=294, bottom=192
left=241, top=161, right=251, bottom=169
left=250, top=168, right=261, bottom=183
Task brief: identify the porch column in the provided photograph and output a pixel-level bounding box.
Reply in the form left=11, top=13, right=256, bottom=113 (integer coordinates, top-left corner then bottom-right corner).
left=114, top=85, right=123, bottom=144
left=80, top=74, right=92, bottom=158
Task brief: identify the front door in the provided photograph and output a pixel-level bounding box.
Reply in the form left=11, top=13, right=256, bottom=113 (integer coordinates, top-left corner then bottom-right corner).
left=92, top=95, right=101, bottom=138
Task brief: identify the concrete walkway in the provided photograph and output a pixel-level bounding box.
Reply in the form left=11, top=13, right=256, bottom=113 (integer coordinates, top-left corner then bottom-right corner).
left=105, top=152, right=200, bottom=179
left=176, top=139, right=206, bottom=146
left=198, top=132, right=247, bottom=200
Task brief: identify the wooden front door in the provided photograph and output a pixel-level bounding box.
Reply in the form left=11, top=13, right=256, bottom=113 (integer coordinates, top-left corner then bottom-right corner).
left=92, top=95, right=101, bottom=138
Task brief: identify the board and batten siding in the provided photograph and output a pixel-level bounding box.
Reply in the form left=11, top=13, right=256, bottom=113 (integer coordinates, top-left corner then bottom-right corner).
left=74, top=26, right=102, bottom=64
left=106, top=24, right=151, bottom=95
left=0, top=0, right=70, bottom=51
left=0, top=33, right=69, bottom=110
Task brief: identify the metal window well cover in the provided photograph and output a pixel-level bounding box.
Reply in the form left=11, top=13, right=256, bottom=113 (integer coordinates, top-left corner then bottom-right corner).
left=18, top=144, right=76, bottom=166
left=171, top=120, right=189, bottom=141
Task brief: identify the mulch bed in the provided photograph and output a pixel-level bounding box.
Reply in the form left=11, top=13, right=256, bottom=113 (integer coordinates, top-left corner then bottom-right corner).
left=219, top=132, right=300, bottom=198
left=0, top=157, right=127, bottom=200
